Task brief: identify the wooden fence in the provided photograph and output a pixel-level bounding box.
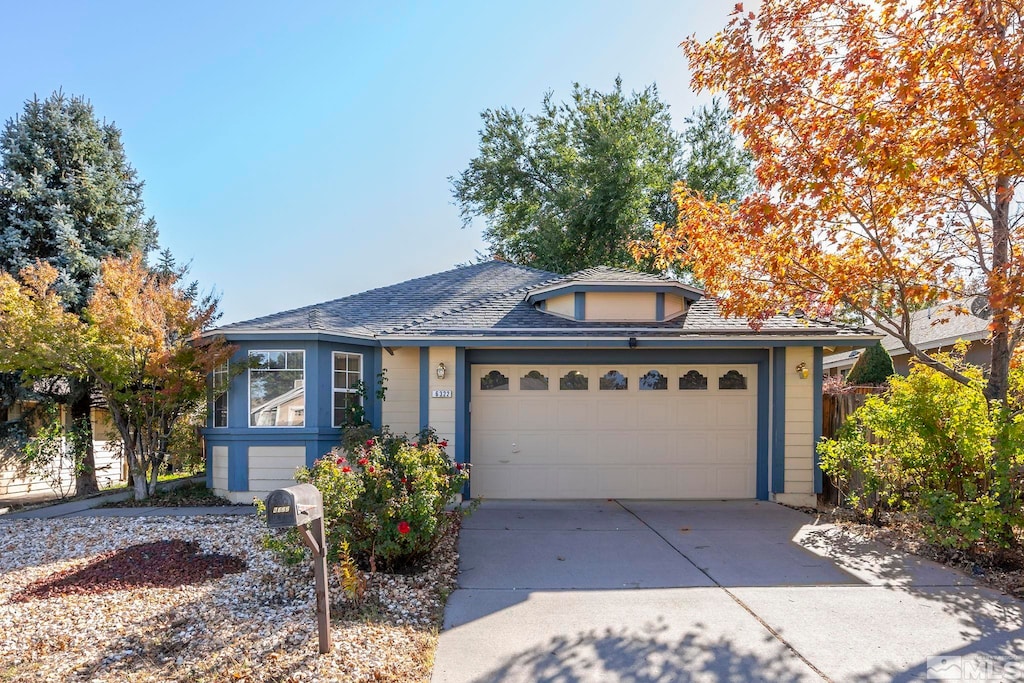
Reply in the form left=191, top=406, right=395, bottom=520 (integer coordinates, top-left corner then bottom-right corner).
left=820, top=386, right=886, bottom=504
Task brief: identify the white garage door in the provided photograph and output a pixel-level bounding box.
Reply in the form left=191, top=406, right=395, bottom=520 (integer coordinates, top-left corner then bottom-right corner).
left=470, top=364, right=758, bottom=499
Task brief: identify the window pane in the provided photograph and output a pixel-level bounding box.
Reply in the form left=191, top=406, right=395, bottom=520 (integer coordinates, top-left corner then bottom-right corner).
left=213, top=393, right=228, bottom=427
left=286, top=351, right=304, bottom=369
left=250, top=351, right=304, bottom=427
left=348, top=355, right=361, bottom=374
left=679, top=370, right=708, bottom=390
left=333, top=389, right=364, bottom=427
left=520, top=370, right=549, bottom=390
left=480, top=370, right=509, bottom=390
left=599, top=370, right=628, bottom=390
left=719, top=370, right=748, bottom=390
left=639, top=370, right=667, bottom=390
left=560, top=371, right=588, bottom=390
left=347, top=372, right=361, bottom=390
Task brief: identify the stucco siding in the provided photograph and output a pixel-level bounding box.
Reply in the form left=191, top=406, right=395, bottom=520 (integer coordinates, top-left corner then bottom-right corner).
left=545, top=294, right=575, bottom=317
left=664, top=294, right=686, bottom=318
left=784, top=347, right=815, bottom=494
left=247, top=445, right=305, bottom=499
left=381, top=347, right=420, bottom=435
left=428, top=347, right=457, bottom=449
left=584, top=292, right=656, bottom=321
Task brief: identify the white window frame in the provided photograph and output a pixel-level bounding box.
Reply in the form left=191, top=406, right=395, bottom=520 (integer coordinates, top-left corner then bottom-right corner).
left=332, top=351, right=364, bottom=428
left=212, top=361, right=229, bottom=428
left=248, top=349, right=305, bottom=428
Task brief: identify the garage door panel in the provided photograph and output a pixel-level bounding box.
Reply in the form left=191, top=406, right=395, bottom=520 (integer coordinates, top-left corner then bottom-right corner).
left=557, top=401, right=591, bottom=429
left=597, top=400, right=637, bottom=429
left=471, top=363, right=758, bottom=500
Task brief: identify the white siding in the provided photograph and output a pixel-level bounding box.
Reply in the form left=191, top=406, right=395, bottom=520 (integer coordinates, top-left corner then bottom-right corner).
left=785, top=347, right=816, bottom=494
left=381, top=347, right=420, bottom=436
left=428, top=347, right=457, bottom=449
left=212, top=445, right=229, bottom=495
left=247, top=445, right=305, bottom=500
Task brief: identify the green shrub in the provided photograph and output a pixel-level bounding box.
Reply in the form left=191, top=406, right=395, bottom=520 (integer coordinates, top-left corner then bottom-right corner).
left=262, top=428, right=470, bottom=573
left=819, top=345, right=1024, bottom=550
left=846, top=341, right=895, bottom=386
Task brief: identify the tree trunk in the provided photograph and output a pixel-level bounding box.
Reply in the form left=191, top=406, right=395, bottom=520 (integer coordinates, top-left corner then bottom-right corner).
left=70, top=381, right=99, bottom=496
left=985, top=174, right=1013, bottom=405
left=133, top=469, right=148, bottom=501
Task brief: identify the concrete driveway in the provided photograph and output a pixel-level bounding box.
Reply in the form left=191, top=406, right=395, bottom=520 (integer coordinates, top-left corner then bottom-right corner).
left=432, top=500, right=1024, bottom=682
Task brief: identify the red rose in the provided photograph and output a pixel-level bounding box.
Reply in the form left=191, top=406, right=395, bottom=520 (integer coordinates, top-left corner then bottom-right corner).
left=397, top=521, right=411, bottom=535
left=342, top=466, right=351, bottom=473
left=365, top=439, right=374, bottom=447
left=358, top=457, right=369, bottom=466
left=401, top=477, right=407, bottom=483
left=439, top=440, right=448, bottom=448
left=367, top=466, right=375, bottom=474
left=455, top=463, right=463, bottom=471
left=335, top=457, right=345, bottom=465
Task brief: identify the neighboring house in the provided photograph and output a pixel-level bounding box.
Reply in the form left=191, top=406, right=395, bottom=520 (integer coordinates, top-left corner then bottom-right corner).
left=823, top=299, right=991, bottom=378
left=0, top=400, right=124, bottom=499
left=204, top=263, right=877, bottom=507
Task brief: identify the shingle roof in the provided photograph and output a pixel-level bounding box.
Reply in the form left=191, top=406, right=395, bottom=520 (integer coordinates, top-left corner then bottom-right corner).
left=880, top=299, right=991, bottom=355
left=212, top=260, right=873, bottom=340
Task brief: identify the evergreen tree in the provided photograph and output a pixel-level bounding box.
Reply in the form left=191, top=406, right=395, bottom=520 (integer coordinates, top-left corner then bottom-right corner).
left=846, top=342, right=895, bottom=386
left=0, top=92, right=158, bottom=494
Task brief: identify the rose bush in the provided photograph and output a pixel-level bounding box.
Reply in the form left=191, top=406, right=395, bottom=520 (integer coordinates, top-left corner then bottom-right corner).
left=261, top=428, right=470, bottom=573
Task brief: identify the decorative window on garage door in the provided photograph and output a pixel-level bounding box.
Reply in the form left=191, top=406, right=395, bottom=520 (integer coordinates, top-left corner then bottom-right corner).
left=520, top=370, right=549, bottom=390
left=480, top=370, right=509, bottom=390
left=639, top=370, right=667, bottom=390
left=599, top=370, right=628, bottom=390
left=679, top=370, right=708, bottom=390
left=719, top=370, right=748, bottom=390
left=559, top=370, right=589, bottom=390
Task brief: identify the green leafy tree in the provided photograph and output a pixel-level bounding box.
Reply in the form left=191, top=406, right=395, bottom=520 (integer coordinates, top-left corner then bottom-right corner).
left=0, top=92, right=158, bottom=494
left=680, top=98, right=754, bottom=203
left=452, top=79, right=682, bottom=273
left=846, top=342, right=895, bottom=386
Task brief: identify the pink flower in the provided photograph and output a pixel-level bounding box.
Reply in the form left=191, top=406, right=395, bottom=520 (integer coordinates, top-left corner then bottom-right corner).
left=341, top=466, right=351, bottom=473
left=397, top=521, right=411, bottom=535
left=365, top=439, right=374, bottom=447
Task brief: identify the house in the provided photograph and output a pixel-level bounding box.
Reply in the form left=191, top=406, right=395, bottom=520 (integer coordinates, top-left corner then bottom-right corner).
left=823, top=299, right=991, bottom=378
left=203, top=263, right=877, bottom=507
left=0, top=399, right=124, bottom=500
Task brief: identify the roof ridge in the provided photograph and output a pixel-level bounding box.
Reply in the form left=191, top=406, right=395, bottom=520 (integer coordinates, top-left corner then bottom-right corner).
left=383, top=270, right=569, bottom=334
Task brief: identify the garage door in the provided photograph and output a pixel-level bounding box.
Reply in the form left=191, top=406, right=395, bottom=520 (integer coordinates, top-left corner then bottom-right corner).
left=470, top=364, right=757, bottom=499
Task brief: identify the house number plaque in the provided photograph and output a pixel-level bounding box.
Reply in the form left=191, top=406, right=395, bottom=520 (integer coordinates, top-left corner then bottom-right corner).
left=431, top=390, right=453, bottom=398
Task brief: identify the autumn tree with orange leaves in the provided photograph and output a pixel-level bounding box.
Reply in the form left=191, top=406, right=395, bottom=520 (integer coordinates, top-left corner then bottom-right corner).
left=636, top=0, right=1023, bottom=404
left=0, top=253, right=234, bottom=500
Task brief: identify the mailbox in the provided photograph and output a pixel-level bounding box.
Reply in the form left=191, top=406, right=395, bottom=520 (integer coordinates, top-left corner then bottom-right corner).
left=265, top=483, right=324, bottom=529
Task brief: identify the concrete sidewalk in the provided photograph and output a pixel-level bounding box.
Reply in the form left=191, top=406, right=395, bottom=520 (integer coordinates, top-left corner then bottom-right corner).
left=433, top=500, right=1024, bottom=683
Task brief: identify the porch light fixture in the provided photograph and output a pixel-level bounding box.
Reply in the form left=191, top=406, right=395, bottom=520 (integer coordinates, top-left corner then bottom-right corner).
left=628, top=337, right=638, bottom=349
left=795, top=362, right=810, bottom=379
left=436, top=362, right=447, bottom=379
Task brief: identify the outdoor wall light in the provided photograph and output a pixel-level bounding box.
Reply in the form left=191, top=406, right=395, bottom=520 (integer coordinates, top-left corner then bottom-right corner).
left=436, top=362, right=447, bottom=379
left=628, top=336, right=638, bottom=349
left=795, top=362, right=810, bottom=379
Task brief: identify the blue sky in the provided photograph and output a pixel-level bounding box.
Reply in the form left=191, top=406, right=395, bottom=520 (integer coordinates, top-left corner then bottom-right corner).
left=2, top=1, right=738, bottom=324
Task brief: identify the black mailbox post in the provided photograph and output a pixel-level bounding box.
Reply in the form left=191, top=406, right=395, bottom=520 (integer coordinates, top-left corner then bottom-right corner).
left=265, top=484, right=331, bottom=654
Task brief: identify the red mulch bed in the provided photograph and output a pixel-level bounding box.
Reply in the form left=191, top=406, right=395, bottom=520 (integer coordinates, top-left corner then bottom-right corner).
left=11, top=539, right=246, bottom=603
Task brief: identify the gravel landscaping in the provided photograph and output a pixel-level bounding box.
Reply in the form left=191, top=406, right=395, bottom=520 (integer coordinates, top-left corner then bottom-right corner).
left=0, top=512, right=460, bottom=682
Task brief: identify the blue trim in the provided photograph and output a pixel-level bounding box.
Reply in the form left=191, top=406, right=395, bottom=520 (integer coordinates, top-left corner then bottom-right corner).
left=456, top=347, right=470, bottom=498
left=467, top=348, right=768, bottom=365
left=655, top=293, right=665, bottom=322
left=419, top=347, right=430, bottom=431
left=771, top=348, right=786, bottom=494
left=539, top=300, right=547, bottom=311
left=205, top=427, right=340, bottom=440
left=220, top=332, right=378, bottom=345
left=370, top=347, right=384, bottom=429
left=381, top=337, right=879, bottom=349
left=813, top=347, right=824, bottom=494
left=227, top=442, right=248, bottom=492
left=756, top=359, right=769, bottom=500
left=526, top=283, right=703, bottom=304
left=574, top=292, right=586, bottom=320
left=205, top=444, right=213, bottom=489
